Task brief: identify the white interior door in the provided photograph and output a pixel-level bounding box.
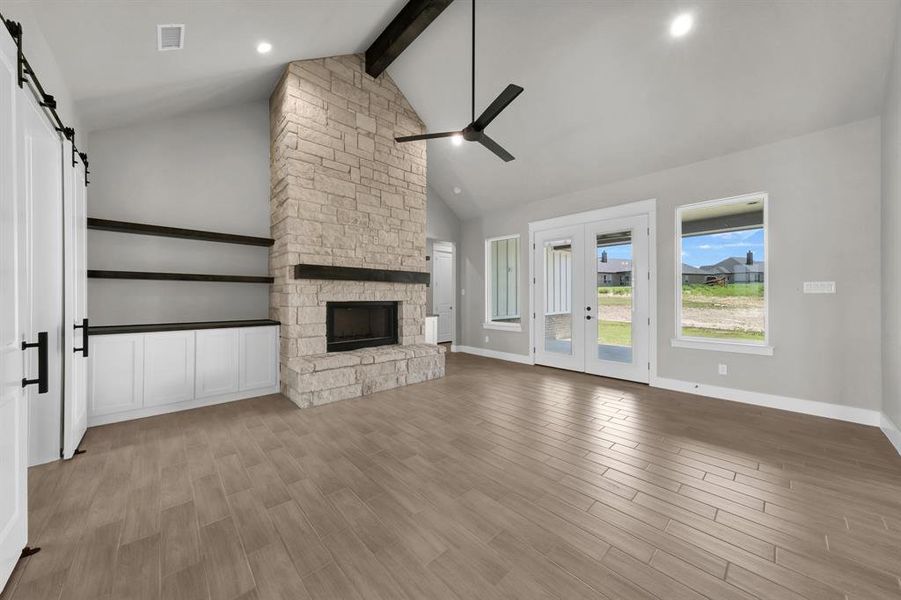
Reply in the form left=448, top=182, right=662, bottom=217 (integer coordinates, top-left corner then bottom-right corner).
left=432, top=242, right=454, bottom=343
left=533, top=214, right=650, bottom=383
left=63, top=153, right=88, bottom=458
left=584, top=215, right=650, bottom=383
left=0, top=30, right=29, bottom=592
left=20, top=85, right=64, bottom=467
left=534, top=225, right=585, bottom=371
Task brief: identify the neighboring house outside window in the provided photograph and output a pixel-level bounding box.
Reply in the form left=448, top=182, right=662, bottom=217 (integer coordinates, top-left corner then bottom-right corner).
left=485, top=235, right=521, bottom=330
left=673, top=192, right=771, bottom=355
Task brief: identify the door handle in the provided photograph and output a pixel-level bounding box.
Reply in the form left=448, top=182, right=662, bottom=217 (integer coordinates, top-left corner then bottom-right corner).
left=22, top=331, right=48, bottom=394
left=74, top=318, right=89, bottom=357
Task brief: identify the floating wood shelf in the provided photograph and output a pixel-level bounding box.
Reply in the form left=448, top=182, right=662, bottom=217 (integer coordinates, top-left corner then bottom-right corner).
left=87, top=218, right=274, bottom=247
left=88, top=270, right=274, bottom=283
left=89, top=319, right=280, bottom=336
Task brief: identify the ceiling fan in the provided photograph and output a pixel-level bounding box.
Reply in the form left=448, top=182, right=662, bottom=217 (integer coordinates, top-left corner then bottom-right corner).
left=394, top=0, right=523, bottom=162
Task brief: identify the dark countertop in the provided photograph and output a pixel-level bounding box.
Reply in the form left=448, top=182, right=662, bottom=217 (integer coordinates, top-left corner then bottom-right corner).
left=88, top=319, right=280, bottom=335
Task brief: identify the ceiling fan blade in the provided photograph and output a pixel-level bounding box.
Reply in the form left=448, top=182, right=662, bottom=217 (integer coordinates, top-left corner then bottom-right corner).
left=477, top=133, right=515, bottom=162
left=395, top=131, right=460, bottom=143
left=471, top=84, right=524, bottom=131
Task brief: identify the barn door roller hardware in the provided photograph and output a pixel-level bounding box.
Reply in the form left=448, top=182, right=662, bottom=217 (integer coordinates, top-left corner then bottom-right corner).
left=0, top=12, right=90, bottom=186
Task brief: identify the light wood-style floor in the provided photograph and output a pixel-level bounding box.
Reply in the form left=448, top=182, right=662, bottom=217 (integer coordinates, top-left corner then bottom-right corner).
left=3, top=352, right=901, bottom=600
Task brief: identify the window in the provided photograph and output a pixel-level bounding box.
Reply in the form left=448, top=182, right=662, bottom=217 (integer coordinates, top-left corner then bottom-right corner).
left=485, top=235, right=521, bottom=330
left=674, top=192, right=771, bottom=355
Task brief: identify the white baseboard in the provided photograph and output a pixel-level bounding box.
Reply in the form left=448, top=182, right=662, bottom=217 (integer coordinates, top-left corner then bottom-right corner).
left=87, top=385, right=279, bottom=427
left=651, top=376, right=881, bottom=426
left=881, top=413, right=901, bottom=456
left=452, top=345, right=532, bottom=365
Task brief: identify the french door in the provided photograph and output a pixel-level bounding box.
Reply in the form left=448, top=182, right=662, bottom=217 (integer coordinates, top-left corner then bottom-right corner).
left=534, top=214, right=650, bottom=383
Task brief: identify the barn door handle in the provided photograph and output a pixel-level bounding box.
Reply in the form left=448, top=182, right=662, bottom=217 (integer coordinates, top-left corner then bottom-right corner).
left=74, top=318, right=89, bottom=357
left=22, top=331, right=48, bottom=393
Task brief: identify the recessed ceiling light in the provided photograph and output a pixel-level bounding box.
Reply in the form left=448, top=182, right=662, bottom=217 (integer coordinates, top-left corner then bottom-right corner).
left=670, top=13, right=693, bottom=38
left=453, top=186, right=461, bottom=194
left=256, top=41, right=272, bottom=54
left=451, top=134, right=464, bottom=146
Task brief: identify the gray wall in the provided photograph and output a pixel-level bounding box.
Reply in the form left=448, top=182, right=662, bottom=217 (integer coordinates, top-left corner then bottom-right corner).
left=459, top=118, right=883, bottom=412
left=427, top=186, right=462, bottom=243
left=883, top=13, right=901, bottom=427
left=426, top=187, right=462, bottom=340
left=88, top=101, right=271, bottom=325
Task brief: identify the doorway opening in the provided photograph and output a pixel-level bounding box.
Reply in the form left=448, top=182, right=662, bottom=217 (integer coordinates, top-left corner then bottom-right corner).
left=429, top=240, right=456, bottom=344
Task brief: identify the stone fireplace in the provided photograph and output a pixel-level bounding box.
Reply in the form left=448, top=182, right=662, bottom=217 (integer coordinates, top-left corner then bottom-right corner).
left=269, top=53, right=444, bottom=408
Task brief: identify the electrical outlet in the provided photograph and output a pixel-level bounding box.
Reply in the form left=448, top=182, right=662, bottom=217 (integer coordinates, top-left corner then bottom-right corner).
left=803, top=281, right=836, bottom=294
left=718, top=363, right=728, bottom=376
left=484, top=335, right=490, bottom=343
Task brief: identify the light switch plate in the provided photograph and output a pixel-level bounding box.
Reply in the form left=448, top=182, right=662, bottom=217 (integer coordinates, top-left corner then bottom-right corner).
left=803, top=281, right=836, bottom=294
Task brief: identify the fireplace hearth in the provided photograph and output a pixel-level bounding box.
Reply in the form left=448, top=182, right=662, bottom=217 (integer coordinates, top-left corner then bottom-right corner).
left=326, top=301, right=398, bottom=352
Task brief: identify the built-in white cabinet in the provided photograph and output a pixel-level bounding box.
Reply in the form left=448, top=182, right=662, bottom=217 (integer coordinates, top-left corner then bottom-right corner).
left=89, top=334, right=144, bottom=417
left=240, top=326, right=279, bottom=391
left=196, top=329, right=240, bottom=398
left=144, top=331, right=195, bottom=407
left=88, top=325, right=279, bottom=426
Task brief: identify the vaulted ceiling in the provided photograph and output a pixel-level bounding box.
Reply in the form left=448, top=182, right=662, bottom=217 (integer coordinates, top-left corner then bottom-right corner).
left=22, top=0, right=900, bottom=219
left=22, top=0, right=407, bottom=131
left=388, top=0, right=899, bottom=218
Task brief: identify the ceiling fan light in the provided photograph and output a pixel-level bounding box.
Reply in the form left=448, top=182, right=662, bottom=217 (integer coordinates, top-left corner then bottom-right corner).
left=451, top=134, right=464, bottom=146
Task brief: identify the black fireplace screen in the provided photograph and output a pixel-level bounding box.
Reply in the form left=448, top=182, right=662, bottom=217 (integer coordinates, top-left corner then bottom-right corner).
left=326, top=301, right=399, bottom=352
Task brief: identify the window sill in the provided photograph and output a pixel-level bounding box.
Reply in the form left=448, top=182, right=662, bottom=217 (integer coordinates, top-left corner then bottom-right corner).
left=671, top=337, right=773, bottom=356
left=483, top=322, right=522, bottom=332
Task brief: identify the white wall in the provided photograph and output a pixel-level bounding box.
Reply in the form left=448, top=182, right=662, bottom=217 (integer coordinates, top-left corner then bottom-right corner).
left=87, top=101, right=271, bottom=325
left=459, top=118, right=883, bottom=413
left=882, top=12, right=901, bottom=434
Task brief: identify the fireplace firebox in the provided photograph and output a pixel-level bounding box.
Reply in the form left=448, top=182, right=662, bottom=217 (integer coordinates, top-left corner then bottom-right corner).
left=326, top=301, right=399, bottom=352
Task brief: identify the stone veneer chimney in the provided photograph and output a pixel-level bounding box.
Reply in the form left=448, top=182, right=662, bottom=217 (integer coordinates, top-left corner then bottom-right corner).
left=269, top=54, right=444, bottom=408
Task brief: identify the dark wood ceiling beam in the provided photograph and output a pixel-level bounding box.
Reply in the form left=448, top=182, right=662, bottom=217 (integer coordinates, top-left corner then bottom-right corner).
left=365, top=0, right=453, bottom=79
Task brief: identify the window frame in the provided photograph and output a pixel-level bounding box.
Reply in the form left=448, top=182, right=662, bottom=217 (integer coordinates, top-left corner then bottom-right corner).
left=484, top=234, right=522, bottom=332
left=672, top=192, right=773, bottom=356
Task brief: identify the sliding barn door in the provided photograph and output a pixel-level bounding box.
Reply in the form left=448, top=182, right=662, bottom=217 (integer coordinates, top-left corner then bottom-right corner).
left=19, top=69, right=64, bottom=467
left=63, top=150, right=88, bottom=458
left=0, top=30, right=29, bottom=592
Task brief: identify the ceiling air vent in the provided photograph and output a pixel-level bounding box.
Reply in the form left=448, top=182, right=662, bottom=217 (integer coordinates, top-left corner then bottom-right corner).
left=157, top=24, right=184, bottom=51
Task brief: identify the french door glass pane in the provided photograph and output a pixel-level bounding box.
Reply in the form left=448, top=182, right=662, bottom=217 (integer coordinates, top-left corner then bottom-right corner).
left=543, top=239, right=573, bottom=354
left=596, top=230, right=633, bottom=363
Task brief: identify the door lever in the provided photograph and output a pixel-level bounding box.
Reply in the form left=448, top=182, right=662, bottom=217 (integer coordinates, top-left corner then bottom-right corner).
left=74, top=318, right=89, bottom=357
left=22, top=332, right=48, bottom=393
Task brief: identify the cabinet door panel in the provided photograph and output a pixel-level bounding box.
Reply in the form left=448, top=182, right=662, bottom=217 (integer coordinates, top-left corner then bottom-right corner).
left=89, top=335, right=143, bottom=417
left=240, top=326, right=278, bottom=391
left=144, top=331, right=195, bottom=407
left=196, top=329, right=239, bottom=398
